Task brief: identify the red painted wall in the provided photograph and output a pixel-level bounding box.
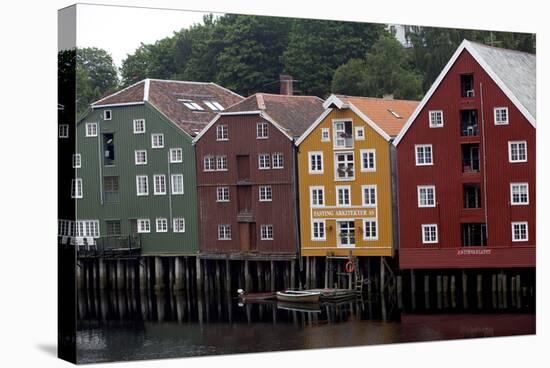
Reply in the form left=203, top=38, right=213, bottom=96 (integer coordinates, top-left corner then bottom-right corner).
left=195, top=113, right=298, bottom=256
left=396, top=50, right=535, bottom=269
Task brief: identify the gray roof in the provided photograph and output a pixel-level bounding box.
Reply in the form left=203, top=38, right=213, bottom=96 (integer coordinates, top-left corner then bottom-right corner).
left=468, top=41, right=536, bottom=119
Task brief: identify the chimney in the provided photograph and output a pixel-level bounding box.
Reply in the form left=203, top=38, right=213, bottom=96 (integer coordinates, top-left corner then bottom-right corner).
left=279, top=74, right=294, bottom=96
left=383, top=93, right=394, bottom=100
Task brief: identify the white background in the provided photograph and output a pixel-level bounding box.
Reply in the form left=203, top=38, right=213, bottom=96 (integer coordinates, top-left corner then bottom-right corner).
left=0, top=0, right=547, bottom=366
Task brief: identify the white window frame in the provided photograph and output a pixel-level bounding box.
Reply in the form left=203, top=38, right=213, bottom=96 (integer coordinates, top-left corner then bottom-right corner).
left=153, top=174, right=166, bottom=195
left=363, top=219, right=378, bottom=241
left=137, top=219, right=151, bottom=233
left=334, top=151, right=355, bottom=180
left=257, top=122, right=269, bottom=139
left=216, top=155, right=228, bottom=171
left=134, top=150, right=147, bottom=165
left=311, top=219, right=326, bottom=241
left=156, top=218, right=168, bottom=233
left=72, top=154, right=81, bottom=168
left=333, top=119, right=353, bottom=149
left=308, top=151, right=324, bottom=174
left=511, top=221, right=528, bottom=242
left=260, top=225, right=274, bottom=240
left=151, top=133, right=164, bottom=148
left=171, top=174, right=184, bottom=195
left=136, top=175, right=148, bottom=196
left=218, top=224, right=231, bottom=240
left=417, top=185, right=436, bottom=208
left=59, top=124, right=69, bottom=138
left=173, top=218, right=186, bottom=233
left=258, top=154, right=270, bottom=170
left=361, top=185, right=377, bottom=207
left=103, top=110, right=112, bottom=121
left=259, top=185, right=272, bottom=202
left=169, top=148, right=182, bottom=163
left=336, top=220, right=356, bottom=247
left=71, top=178, right=83, bottom=199
left=421, top=224, right=438, bottom=244
left=508, top=141, right=527, bottom=163
left=217, top=187, right=230, bottom=202
left=216, top=124, right=228, bottom=141
left=310, top=186, right=325, bottom=208
left=75, top=220, right=100, bottom=238
left=321, top=128, right=330, bottom=142
left=510, top=183, right=529, bottom=205
left=355, top=126, right=365, bottom=140
left=204, top=156, right=216, bottom=171
left=336, top=185, right=352, bottom=207
left=133, top=119, right=145, bottom=134
left=415, top=144, right=433, bottom=166
left=272, top=153, right=284, bottom=169
left=360, top=149, right=376, bottom=172
left=429, top=110, right=444, bottom=128
left=494, top=107, right=509, bottom=125
left=85, top=122, right=98, bottom=137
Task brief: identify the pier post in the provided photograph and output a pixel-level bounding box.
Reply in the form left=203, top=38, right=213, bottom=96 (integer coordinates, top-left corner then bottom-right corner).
left=477, top=274, right=483, bottom=293
left=312, top=257, right=317, bottom=289
left=110, top=261, right=116, bottom=290
left=245, top=260, right=251, bottom=292
left=174, top=257, right=184, bottom=291
left=305, top=257, right=310, bottom=289
left=492, top=274, right=497, bottom=293
left=215, top=261, right=221, bottom=294
left=204, top=260, right=211, bottom=294
left=77, top=260, right=84, bottom=291
left=93, top=260, right=99, bottom=290
left=424, top=274, right=430, bottom=293
left=396, top=275, right=403, bottom=309
left=139, top=259, right=147, bottom=290
left=167, top=258, right=174, bottom=291
left=185, top=257, right=190, bottom=291
left=116, top=260, right=125, bottom=290
left=462, top=271, right=468, bottom=309
left=225, top=259, right=231, bottom=295
left=125, top=260, right=131, bottom=290
left=436, top=275, right=442, bottom=294
left=291, top=259, right=296, bottom=290
left=270, top=261, right=276, bottom=292
left=410, top=270, right=416, bottom=310
left=196, top=257, right=203, bottom=291
left=257, top=262, right=264, bottom=292
left=502, top=273, right=508, bottom=308
left=154, top=257, right=165, bottom=291
left=380, top=257, right=385, bottom=294
left=511, top=276, right=516, bottom=307
left=324, top=258, right=329, bottom=289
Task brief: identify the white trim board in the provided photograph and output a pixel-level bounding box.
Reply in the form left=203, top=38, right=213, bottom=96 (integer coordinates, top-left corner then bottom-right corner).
left=393, top=39, right=536, bottom=146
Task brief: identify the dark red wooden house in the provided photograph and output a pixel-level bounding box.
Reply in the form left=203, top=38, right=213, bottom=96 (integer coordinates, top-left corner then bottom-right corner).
left=394, top=40, right=535, bottom=269
left=193, top=93, right=324, bottom=260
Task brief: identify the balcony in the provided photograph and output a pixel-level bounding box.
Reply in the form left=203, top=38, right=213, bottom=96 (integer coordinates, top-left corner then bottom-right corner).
left=70, top=235, right=142, bottom=257
left=460, top=110, right=479, bottom=137
left=462, top=144, right=480, bottom=173
left=461, top=223, right=487, bottom=247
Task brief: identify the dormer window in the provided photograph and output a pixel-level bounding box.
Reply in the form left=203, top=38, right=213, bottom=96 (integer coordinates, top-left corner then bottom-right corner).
left=204, top=101, right=224, bottom=111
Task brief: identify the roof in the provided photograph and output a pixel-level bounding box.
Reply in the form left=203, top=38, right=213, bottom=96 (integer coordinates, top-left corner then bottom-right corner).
left=91, top=79, right=244, bottom=137
left=394, top=40, right=536, bottom=146
left=224, top=93, right=325, bottom=138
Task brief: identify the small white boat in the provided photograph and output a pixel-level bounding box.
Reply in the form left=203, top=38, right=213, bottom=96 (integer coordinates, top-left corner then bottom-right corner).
left=276, top=290, right=320, bottom=303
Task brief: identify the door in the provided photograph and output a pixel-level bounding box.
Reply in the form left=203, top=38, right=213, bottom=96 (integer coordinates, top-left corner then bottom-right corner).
left=239, top=223, right=250, bottom=251
left=237, top=186, right=252, bottom=213
left=249, top=223, right=257, bottom=251
left=237, top=155, right=250, bottom=181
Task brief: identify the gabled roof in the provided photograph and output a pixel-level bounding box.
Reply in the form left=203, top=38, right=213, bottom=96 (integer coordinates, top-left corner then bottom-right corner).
left=394, top=40, right=536, bottom=146
left=295, top=94, right=418, bottom=146
left=91, top=79, right=243, bottom=137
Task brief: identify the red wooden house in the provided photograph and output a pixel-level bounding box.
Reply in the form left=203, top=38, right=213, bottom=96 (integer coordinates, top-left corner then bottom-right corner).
left=394, top=40, right=535, bottom=269
left=193, top=93, right=324, bottom=259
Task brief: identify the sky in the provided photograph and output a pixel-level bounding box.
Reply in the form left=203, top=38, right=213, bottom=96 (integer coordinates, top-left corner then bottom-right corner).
left=76, top=4, right=216, bottom=68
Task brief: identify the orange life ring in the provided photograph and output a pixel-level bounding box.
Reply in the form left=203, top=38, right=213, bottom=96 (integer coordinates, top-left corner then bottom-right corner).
left=345, top=260, right=355, bottom=273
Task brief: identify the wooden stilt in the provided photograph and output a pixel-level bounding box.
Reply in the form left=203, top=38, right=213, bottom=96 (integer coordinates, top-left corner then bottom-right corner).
left=380, top=257, right=385, bottom=294
left=225, top=259, right=231, bottom=295
left=196, top=257, right=203, bottom=291
left=311, top=257, right=317, bottom=289
left=324, top=257, right=329, bottom=289
left=291, top=259, right=296, bottom=290
left=270, top=260, right=276, bottom=292
left=305, top=257, right=310, bottom=289
left=154, top=257, right=164, bottom=291
left=139, top=259, right=147, bottom=290
left=174, top=257, right=184, bottom=291
left=257, top=262, right=263, bottom=292
left=117, top=259, right=126, bottom=290
left=215, top=261, right=221, bottom=295
left=245, top=260, right=251, bottom=292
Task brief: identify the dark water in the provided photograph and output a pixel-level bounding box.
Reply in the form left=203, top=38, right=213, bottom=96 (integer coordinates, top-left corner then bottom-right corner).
left=76, top=288, right=535, bottom=364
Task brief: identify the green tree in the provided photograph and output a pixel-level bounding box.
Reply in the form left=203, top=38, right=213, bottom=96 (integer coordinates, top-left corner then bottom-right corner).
left=331, top=59, right=369, bottom=96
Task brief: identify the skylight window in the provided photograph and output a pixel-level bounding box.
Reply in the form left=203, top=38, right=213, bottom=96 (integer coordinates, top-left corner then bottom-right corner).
left=178, top=99, right=204, bottom=111
left=388, top=109, right=402, bottom=119
left=203, top=101, right=224, bottom=111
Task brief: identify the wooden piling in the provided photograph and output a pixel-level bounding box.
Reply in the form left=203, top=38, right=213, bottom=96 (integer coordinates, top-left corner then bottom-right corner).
left=491, top=274, right=497, bottom=293
left=312, top=257, right=317, bottom=289
left=380, top=257, right=385, bottom=294
left=116, top=260, right=125, bottom=290
left=154, top=257, right=164, bottom=291
left=305, top=257, right=310, bottom=289
left=215, top=261, right=221, bottom=295
left=436, top=275, right=442, bottom=294
left=291, top=259, right=296, bottom=290
left=98, top=259, right=107, bottom=290
left=110, top=261, right=117, bottom=290
left=424, top=274, right=430, bottom=293
left=284, top=262, right=290, bottom=290
left=396, top=275, right=403, bottom=309
left=245, top=260, right=251, bottom=292
left=196, top=257, right=203, bottom=291
left=184, top=257, right=190, bottom=291
left=77, top=261, right=84, bottom=291
left=139, top=259, right=147, bottom=290
left=270, top=261, right=276, bottom=292
left=324, top=257, right=329, bottom=289
left=225, top=259, right=231, bottom=294
left=477, top=274, right=483, bottom=293
left=174, top=257, right=184, bottom=291
left=257, top=262, right=263, bottom=292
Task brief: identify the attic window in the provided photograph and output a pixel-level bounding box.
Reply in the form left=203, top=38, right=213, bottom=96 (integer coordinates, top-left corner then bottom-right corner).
left=178, top=99, right=204, bottom=111
left=103, top=110, right=112, bottom=121
left=388, top=109, right=402, bottom=119
left=203, top=101, right=224, bottom=111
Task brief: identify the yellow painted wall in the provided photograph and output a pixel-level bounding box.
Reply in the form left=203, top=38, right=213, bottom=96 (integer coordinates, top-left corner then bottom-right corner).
left=297, top=108, right=394, bottom=257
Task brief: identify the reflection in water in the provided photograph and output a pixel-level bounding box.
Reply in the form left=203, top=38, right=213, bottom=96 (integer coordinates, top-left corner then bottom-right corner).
left=77, top=287, right=535, bottom=364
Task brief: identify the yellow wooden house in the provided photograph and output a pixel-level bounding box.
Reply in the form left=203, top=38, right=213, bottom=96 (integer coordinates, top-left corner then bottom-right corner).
left=296, top=94, right=418, bottom=257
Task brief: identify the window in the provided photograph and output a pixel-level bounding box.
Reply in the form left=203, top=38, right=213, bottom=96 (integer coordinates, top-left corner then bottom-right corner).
left=362, top=185, right=377, bottom=207
left=136, top=175, right=148, bottom=196
left=429, top=110, right=443, bottom=128
left=259, top=186, right=272, bottom=202
left=335, top=152, right=355, bottom=180
left=462, top=144, right=480, bottom=172
left=321, top=128, right=330, bottom=142
left=86, top=122, right=97, bottom=137
left=58, top=220, right=75, bottom=237
left=460, top=110, right=478, bottom=136
left=103, top=133, right=115, bottom=166
left=218, top=224, right=231, bottom=240
left=75, top=220, right=100, bottom=238
left=72, top=154, right=81, bottom=168
left=494, top=107, right=509, bottom=125
left=461, top=74, right=474, bottom=97
left=204, top=101, right=224, bottom=111
left=310, top=186, right=325, bottom=207
left=355, top=126, right=365, bottom=140
left=272, top=153, right=284, bottom=169
left=422, top=224, right=438, bottom=244
left=512, top=222, right=528, bottom=242
left=135, top=150, right=147, bottom=165
left=337, top=221, right=355, bottom=247
left=216, top=155, right=227, bottom=171
left=103, top=110, right=112, bottom=121
left=204, top=156, right=216, bottom=171
left=153, top=175, right=166, bottom=195
left=510, top=183, right=529, bottom=205
left=360, top=149, right=376, bottom=172
left=137, top=219, right=150, bottom=233
left=336, top=186, right=351, bottom=207
left=133, top=119, right=145, bottom=133
left=257, top=122, right=268, bottom=139
left=59, top=124, right=69, bottom=138
left=171, top=174, right=184, bottom=195
left=461, top=223, right=487, bottom=246
left=71, top=178, right=82, bottom=198
left=170, top=148, right=182, bottom=163
left=105, top=220, right=121, bottom=236
left=173, top=218, right=186, bottom=233
left=156, top=218, right=168, bottom=233
left=509, top=141, right=527, bottom=162
left=179, top=99, right=204, bottom=111
left=417, top=185, right=436, bottom=207
left=216, top=125, right=228, bottom=141
left=258, top=154, right=270, bottom=169
left=261, top=225, right=274, bottom=240
left=308, top=152, right=323, bottom=174
left=103, top=176, right=120, bottom=203
left=463, top=183, right=481, bottom=208
left=363, top=219, right=378, bottom=240
left=312, top=220, right=326, bottom=240
left=151, top=133, right=164, bottom=148
left=333, top=120, right=353, bottom=148
left=415, top=144, right=433, bottom=166
left=217, top=187, right=230, bottom=202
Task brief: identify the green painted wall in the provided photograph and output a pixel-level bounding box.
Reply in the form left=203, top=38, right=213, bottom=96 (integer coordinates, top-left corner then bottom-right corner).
left=76, top=102, right=199, bottom=255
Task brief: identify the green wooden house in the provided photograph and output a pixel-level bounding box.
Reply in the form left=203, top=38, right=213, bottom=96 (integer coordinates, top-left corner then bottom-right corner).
left=72, top=79, right=243, bottom=255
